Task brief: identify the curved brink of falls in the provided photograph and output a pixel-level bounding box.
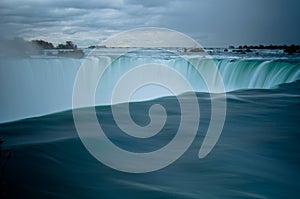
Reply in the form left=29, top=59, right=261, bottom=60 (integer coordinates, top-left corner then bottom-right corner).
left=0, top=56, right=300, bottom=123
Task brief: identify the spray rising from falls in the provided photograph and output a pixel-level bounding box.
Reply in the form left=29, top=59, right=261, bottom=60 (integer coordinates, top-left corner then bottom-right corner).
left=0, top=54, right=300, bottom=123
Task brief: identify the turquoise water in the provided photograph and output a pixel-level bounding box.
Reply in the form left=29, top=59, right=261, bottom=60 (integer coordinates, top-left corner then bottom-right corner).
left=1, top=81, right=300, bottom=198
left=1, top=49, right=300, bottom=123
left=0, top=49, right=300, bottom=198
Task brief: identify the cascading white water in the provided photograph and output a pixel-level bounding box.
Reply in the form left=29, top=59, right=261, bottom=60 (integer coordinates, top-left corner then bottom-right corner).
left=0, top=58, right=82, bottom=122
left=213, top=59, right=300, bottom=90
left=1, top=55, right=300, bottom=123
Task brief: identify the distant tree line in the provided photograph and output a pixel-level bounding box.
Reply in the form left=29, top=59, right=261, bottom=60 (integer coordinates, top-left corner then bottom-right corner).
left=236, top=44, right=300, bottom=54
left=56, top=41, right=77, bottom=49
left=88, top=45, right=107, bottom=49
left=0, top=37, right=82, bottom=57
left=31, top=40, right=54, bottom=49
left=31, top=40, right=78, bottom=49
left=31, top=40, right=83, bottom=58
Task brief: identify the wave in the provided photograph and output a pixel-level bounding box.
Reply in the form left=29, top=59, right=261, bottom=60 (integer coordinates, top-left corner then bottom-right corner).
left=1, top=79, right=299, bottom=199
left=1, top=79, right=299, bottom=147
left=0, top=53, right=300, bottom=123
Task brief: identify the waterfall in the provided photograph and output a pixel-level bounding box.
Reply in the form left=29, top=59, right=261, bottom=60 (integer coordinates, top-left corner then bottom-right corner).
left=1, top=55, right=300, bottom=123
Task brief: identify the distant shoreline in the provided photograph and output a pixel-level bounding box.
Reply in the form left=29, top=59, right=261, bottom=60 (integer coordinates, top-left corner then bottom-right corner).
left=1, top=38, right=300, bottom=58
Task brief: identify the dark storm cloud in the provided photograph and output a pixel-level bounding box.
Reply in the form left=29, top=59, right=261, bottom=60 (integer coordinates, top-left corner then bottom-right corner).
left=0, top=0, right=299, bottom=47
left=158, top=0, right=300, bottom=46
left=0, top=0, right=168, bottom=46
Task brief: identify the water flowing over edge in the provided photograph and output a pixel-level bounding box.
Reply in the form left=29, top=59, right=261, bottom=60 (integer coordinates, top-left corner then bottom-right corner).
left=0, top=52, right=300, bottom=123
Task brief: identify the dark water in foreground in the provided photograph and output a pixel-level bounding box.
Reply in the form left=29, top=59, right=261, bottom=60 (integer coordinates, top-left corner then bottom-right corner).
left=0, top=81, right=300, bottom=199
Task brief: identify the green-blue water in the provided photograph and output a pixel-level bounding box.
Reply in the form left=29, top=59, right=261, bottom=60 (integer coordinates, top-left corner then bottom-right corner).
left=0, top=49, right=300, bottom=198
left=1, top=80, right=300, bottom=199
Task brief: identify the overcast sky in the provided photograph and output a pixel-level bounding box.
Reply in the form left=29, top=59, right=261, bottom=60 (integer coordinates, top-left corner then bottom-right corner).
left=0, top=0, right=299, bottom=47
